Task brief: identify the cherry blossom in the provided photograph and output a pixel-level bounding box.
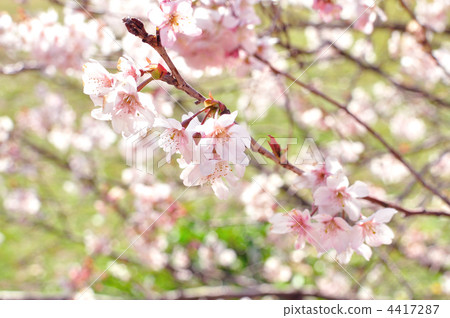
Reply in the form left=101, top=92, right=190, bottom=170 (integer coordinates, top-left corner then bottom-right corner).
left=196, top=111, right=251, bottom=165
left=82, top=60, right=117, bottom=106
left=390, top=112, right=426, bottom=142
left=95, top=76, right=156, bottom=136
left=4, top=9, right=118, bottom=73
left=388, top=32, right=449, bottom=85
left=163, top=0, right=273, bottom=73
left=269, top=209, right=315, bottom=249
left=299, top=156, right=343, bottom=191
left=116, top=55, right=141, bottom=81
left=415, top=0, right=450, bottom=33
left=370, top=154, right=409, bottom=184
left=312, top=0, right=342, bottom=22
left=311, top=214, right=352, bottom=254
left=1, top=0, right=446, bottom=300
left=352, top=208, right=397, bottom=248
left=179, top=157, right=246, bottom=200
left=154, top=113, right=200, bottom=163
left=327, top=140, right=364, bottom=163
left=313, top=173, right=369, bottom=221
left=263, top=256, right=292, bottom=283
left=353, top=0, right=387, bottom=35
left=148, top=0, right=202, bottom=47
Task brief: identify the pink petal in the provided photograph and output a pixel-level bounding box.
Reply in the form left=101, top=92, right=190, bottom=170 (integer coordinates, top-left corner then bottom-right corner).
left=160, top=27, right=176, bottom=47
left=343, top=199, right=361, bottom=221
left=372, top=208, right=397, bottom=223
left=313, top=186, right=333, bottom=205
left=356, top=244, right=372, bottom=261
left=269, top=214, right=293, bottom=234
left=347, top=181, right=369, bottom=198
left=212, top=179, right=229, bottom=200
left=327, top=173, right=349, bottom=189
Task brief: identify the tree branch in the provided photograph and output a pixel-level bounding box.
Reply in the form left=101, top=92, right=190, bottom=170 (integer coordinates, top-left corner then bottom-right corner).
left=123, top=17, right=304, bottom=176
left=253, top=54, right=450, bottom=207
left=363, top=196, right=450, bottom=218
left=122, top=17, right=450, bottom=216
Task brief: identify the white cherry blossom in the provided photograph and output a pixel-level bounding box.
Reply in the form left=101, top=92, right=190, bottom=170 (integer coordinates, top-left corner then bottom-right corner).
left=95, top=76, right=156, bottom=136
left=313, top=173, right=369, bottom=221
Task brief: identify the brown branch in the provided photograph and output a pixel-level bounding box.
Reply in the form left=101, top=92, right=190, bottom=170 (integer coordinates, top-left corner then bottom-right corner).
left=276, top=39, right=450, bottom=108
left=123, top=17, right=205, bottom=103
left=253, top=54, right=450, bottom=207
left=123, top=17, right=304, bottom=176
left=363, top=196, right=450, bottom=218
left=122, top=16, right=450, bottom=216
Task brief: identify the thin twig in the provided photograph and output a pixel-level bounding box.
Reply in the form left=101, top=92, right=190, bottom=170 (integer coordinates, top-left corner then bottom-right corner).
left=363, top=196, right=450, bottom=218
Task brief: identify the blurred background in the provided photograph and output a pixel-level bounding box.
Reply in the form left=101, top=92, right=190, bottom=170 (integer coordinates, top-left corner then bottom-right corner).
left=0, top=0, right=449, bottom=299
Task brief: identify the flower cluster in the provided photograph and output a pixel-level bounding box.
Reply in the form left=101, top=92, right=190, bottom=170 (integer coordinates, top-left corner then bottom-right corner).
left=147, top=0, right=275, bottom=72
left=83, top=57, right=158, bottom=137
left=83, top=56, right=251, bottom=199
left=148, top=0, right=202, bottom=47
left=270, top=157, right=397, bottom=263
left=310, top=0, right=386, bottom=35
left=0, top=9, right=117, bottom=73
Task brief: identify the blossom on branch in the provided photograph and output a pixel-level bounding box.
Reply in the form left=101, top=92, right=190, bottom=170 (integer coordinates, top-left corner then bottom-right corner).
left=196, top=111, right=251, bottom=165
left=269, top=209, right=315, bottom=249
left=82, top=60, right=117, bottom=106
left=100, top=76, right=156, bottom=137
left=155, top=114, right=200, bottom=163
left=148, top=0, right=202, bottom=47
left=179, top=157, right=246, bottom=200
left=313, top=173, right=369, bottom=221
left=83, top=57, right=157, bottom=136
left=352, top=208, right=397, bottom=248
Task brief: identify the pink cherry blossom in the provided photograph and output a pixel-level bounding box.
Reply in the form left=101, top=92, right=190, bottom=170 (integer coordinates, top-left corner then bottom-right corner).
left=300, top=156, right=343, bottom=191
left=82, top=60, right=117, bottom=106
left=311, top=214, right=352, bottom=254
left=269, top=209, right=315, bottom=249
left=179, top=157, right=246, bottom=200
left=241, top=174, right=282, bottom=221
left=94, top=76, right=156, bottom=137
left=117, top=55, right=141, bottom=81
left=148, top=0, right=202, bottom=47
left=312, top=0, right=342, bottom=23
left=313, top=173, right=369, bottom=221
left=154, top=113, right=200, bottom=163
left=336, top=243, right=373, bottom=263
left=352, top=208, right=397, bottom=248
left=353, top=0, right=387, bottom=35
left=196, top=111, right=250, bottom=165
